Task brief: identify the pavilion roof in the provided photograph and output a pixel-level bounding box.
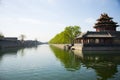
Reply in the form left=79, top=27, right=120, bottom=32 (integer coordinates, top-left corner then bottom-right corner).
left=76, top=31, right=120, bottom=39
left=94, top=13, right=119, bottom=28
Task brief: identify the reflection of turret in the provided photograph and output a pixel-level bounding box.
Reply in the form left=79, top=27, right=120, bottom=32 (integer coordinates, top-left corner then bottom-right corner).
left=94, top=65, right=117, bottom=80
left=50, top=45, right=120, bottom=79
left=81, top=51, right=120, bottom=80
left=49, top=45, right=81, bottom=71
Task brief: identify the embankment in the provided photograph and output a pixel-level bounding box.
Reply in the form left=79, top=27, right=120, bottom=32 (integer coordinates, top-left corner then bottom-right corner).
left=50, top=44, right=120, bottom=51
left=50, top=44, right=65, bottom=49
left=50, top=44, right=82, bottom=50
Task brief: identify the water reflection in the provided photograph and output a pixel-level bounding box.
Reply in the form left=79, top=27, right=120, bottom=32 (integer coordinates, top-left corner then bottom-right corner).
left=49, top=45, right=81, bottom=71
left=81, top=53, right=120, bottom=80
left=50, top=45, right=120, bottom=80
left=0, top=46, right=39, bottom=60
left=17, top=46, right=39, bottom=56
left=0, top=48, right=19, bottom=61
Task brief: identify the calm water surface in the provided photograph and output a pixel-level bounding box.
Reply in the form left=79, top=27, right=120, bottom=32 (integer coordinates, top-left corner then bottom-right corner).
left=0, top=44, right=120, bottom=80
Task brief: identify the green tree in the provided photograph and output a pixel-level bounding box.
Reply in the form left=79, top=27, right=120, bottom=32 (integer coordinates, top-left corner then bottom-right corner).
left=49, top=25, right=81, bottom=45
left=50, top=45, right=81, bottom=71
left=64, top=26, right=81, bottom=46
left=0, top=32, right=4, bottom=38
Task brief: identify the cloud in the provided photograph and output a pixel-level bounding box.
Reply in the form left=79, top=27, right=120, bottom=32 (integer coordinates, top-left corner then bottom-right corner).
left=85, top=17, right=95, bottom=24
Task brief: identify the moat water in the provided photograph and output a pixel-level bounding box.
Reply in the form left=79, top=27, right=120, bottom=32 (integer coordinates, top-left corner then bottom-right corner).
left=0, top=44, right=120, bottom=80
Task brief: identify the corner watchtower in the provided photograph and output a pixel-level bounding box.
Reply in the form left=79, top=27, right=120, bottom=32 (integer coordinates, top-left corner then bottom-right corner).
left=94, top=13, right=119, bottom=32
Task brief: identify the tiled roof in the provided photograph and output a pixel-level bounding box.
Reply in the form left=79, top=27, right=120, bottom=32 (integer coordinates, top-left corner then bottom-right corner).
left=76, top=31, right=120, bottom=38
left=94, top=13, right=119, bottom=28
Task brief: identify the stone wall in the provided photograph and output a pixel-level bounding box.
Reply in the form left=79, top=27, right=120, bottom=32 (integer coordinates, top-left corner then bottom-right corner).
left=0, top=39, right=40, bottom=49
left=50, top=44, right=66, bottom=49
left=0, top=40, right=21, bottom=49
left=50, top=44, right=120, bottom=51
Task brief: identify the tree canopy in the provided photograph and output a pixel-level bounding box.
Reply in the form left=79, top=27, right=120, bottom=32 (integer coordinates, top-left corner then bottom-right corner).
left=19, top=34, right=26, bottom=41
left=49, top=25, right=81, bottom=44
left=0, top=32, right=4, bottom=38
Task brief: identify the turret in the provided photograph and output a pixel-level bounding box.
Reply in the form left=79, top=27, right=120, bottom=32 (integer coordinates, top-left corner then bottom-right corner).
left=93, top=13, right=119, bottom=32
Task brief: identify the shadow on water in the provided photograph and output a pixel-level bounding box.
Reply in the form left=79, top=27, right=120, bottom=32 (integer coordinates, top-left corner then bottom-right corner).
left=81, top=51, right=120, bottom=80
left=49, top=45, right=81, bottom=71
left=50, top=45, right=120, bottom=80
left=0, top=45, right=39, bottom=61
left=0, top=48, right=19, bottom=60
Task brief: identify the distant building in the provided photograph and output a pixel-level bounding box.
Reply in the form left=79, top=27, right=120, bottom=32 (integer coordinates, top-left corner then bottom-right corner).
left=0, top=37, right=21, bottom=49
left=2, top=37, right=18, bottom=41
left=75, top=13, right=120, bottom=50
left=0, top=37, right=40, bottom=49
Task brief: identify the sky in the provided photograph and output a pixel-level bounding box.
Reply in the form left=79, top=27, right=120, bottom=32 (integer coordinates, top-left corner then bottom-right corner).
left=0, top=0, right=120, bottom=42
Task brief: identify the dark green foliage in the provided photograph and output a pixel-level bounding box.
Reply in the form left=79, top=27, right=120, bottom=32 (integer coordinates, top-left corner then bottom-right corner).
left=0, top=33, right=4, bottom=38
left=49, top=25, right=81, bottom=44
left=49, top=45, right=81, bottom=71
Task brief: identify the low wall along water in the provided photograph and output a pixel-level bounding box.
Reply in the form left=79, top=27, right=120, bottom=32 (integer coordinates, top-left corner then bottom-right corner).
left=51, top=44, right=120, bottom=51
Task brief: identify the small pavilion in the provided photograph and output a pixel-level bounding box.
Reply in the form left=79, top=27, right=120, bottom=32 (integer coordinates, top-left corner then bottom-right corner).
left=75, top=13, right=120, bottom=47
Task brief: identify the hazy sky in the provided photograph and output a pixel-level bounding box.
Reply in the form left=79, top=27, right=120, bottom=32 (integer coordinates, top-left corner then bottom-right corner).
left=0, top=0, right=120, bottom=42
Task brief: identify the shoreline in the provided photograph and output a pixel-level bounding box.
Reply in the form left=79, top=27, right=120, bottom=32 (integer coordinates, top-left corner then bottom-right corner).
left=50, top=44, right=66, bottom=50
left=50, top=44, right=120, bottom=51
